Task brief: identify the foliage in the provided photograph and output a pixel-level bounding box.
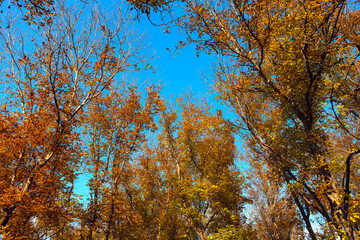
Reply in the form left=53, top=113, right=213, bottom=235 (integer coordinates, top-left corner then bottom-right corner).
left=0, top=0, right=55, bottom=25
left=0, top=0, right=252, bottom=237
left=78, top=85, right=163, bottom=239
left=3, top=0, right=360, bottom=238
left=246, top=161, right=305, bottom=240
left=0, top=0, right=151, bottom=238
left=78, top=94, right=251, bottom=239
left=127, top=0, right=360, bottom=239
left=154, top=96, right=250, bottom=240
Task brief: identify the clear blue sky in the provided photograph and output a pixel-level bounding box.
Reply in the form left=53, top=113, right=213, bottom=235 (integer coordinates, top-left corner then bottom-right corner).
left=132, top=13, right=218, bottom=100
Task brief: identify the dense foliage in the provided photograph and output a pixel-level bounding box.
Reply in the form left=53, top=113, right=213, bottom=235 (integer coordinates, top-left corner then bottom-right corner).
left=1, top=0, right=360, bottom=239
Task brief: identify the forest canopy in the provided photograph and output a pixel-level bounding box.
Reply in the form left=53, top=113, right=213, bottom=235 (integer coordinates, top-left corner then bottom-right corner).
left=1, top=0, right=360, bottom=239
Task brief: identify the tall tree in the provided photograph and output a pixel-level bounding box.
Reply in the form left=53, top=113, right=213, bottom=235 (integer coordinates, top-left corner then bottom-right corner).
left=134, top=96, right=252, bottom=240
left=247, top=161, right=305, bottom=240
left=165, top=96, right=250, bottom=240
left=128, top=0, right=360, bottom=239
left=79, top=85, right=163, bottom=240
left=0, top=1, right=150, bottom=238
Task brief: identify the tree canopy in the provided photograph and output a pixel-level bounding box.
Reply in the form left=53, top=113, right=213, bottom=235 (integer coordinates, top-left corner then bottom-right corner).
left=129, top=0, right=360, bottom=239
left=1, top=0, right=360, bottom=239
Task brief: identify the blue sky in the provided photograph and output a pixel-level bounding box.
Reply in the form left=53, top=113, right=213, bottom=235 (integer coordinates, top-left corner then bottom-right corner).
left=0, top=0, right=218, bottom=100
left=132, top=14, right=218, bottom=100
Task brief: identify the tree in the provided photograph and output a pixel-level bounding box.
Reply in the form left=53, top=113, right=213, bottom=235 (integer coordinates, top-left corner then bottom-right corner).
left=127, top=0, right=360, bottom=239
left=76, top=93, right=252, bottom=240
left=0, top=1, right=150, bottom=238
left=137, top=95, right=252, bottom=240
left=247, top=161, right=305, bottom=240
left=79, top=85, right=163, bottom=240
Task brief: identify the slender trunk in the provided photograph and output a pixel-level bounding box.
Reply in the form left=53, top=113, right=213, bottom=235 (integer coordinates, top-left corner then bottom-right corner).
left=105, top=198, right=115, bottom=240
left=340, top=151, right=360, bottom=240
left=87, top=188, right=99, bottom=240
left=0, top=206, right=15, bottom=228
left=291, top=192, right=317, bottom=240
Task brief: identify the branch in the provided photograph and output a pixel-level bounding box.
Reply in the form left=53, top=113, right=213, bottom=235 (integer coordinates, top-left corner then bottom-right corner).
left=343, top=150, right=360, bottom=219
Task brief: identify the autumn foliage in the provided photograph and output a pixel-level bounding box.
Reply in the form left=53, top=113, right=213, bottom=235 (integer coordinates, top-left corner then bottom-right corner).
left=1, top=0, right=360, bottom=239
left=131, top=0, right=360, bottom=239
